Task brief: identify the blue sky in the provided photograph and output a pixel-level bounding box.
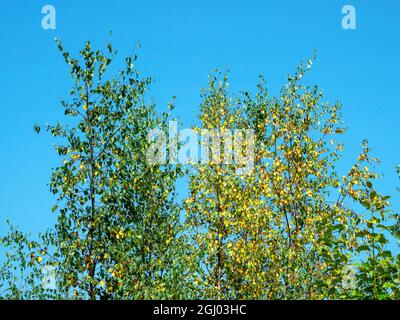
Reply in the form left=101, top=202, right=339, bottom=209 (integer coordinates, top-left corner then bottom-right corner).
left=0, top=0, right=399, bottom=252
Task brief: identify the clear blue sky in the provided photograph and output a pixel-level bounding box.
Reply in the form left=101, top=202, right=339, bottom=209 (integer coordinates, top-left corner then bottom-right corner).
left=0, top=0, right=399, bottom=252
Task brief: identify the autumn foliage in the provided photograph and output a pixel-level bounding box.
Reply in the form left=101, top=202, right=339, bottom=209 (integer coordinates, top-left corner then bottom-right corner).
left=1, top=41, right=399, bottom=300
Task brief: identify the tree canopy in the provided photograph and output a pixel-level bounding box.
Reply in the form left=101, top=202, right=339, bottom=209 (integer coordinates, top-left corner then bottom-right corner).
left=1, top=41, right=399, bottom=300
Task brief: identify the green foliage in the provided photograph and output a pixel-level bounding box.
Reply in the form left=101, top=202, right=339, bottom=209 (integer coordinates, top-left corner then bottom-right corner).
left=2, top=39, right=186, bottom=299
left=0, top=222, right=59, bottom=299
left=0, top=42, right=399, bottom=300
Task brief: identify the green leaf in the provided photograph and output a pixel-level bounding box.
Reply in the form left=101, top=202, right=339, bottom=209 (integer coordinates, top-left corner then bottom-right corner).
left=356, top=245, right=370, bottom=253
left=33, top=124, right=41, bottom=134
